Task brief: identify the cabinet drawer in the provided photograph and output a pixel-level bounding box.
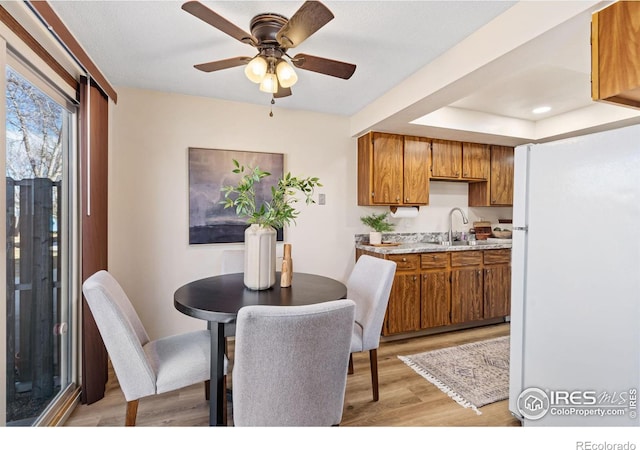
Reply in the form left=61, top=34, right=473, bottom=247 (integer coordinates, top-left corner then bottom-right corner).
left=388, top=254, right=419, bottom=271
left=483, top=249, right=511, bottom=265
left=421, top=252, right=449, bottom=269
left=450, top=251, right=482, bottom=267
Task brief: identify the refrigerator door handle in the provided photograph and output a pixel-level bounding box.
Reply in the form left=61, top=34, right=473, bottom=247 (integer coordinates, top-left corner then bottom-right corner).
left=513, top=226, right=528, bottom=231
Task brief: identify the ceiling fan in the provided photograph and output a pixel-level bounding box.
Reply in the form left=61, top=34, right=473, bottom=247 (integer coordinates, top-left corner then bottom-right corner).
left=182, top=1, right=357, bottom=99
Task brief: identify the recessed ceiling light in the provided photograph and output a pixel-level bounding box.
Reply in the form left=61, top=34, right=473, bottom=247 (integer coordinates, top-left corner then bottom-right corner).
left=532, top=106, right=551, bottom=114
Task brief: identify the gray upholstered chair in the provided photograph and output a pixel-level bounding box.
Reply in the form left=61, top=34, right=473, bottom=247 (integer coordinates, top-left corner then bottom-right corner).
left=82, top=270, right=226, bottom=426
left=232, top=299, right=355, bottom=426
left=347, top=255, right=397, bottom=401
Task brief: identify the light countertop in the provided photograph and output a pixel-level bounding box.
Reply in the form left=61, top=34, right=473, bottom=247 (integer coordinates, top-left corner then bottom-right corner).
left=356, top=240, right=511, bottom=255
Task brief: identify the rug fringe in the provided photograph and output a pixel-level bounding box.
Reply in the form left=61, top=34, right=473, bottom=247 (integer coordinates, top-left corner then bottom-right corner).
left=398, top=356, right=482, bottom=415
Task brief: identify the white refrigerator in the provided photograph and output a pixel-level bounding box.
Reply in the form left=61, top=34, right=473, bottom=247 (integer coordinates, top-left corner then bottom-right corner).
left=508, top=124, right=640, bottom=426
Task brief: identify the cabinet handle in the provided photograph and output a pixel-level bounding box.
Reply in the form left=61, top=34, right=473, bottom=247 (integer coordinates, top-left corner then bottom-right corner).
left=491, top=199, right=496, bottom=204
left=402, top=257, right=407, bottom=262
left=405, top=197, right=410, bottom=202
left=396, top=197, right=400, bottom=202
left=371, top=192, right=375, bottom=197
left=413, top=276, right=417, bottom=281
left=463, top=172, right=468, bottom=177
left=456, top=171, right=460, bottom=176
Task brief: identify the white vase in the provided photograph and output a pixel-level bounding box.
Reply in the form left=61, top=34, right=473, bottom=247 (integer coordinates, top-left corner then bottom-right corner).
left=369, top=231, right=382, bottom=245
left=244, top=224, right=277, bottom=290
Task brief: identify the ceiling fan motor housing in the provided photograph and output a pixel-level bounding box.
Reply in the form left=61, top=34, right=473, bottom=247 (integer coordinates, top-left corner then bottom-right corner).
left=250, top=13, right=288, bottom=47
left=183, top=1, right=356, bottom=98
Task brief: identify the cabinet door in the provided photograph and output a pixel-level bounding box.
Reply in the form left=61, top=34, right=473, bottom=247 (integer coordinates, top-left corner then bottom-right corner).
left=591, top=1, right=640, bottom=107
left=484, top=264, right=511, bottom=318
left=490, top=146, right=514, bottom=205
left=384, top=273, right=421, bottom=335
left=462, top=142, right=489, bottom=180
left=421, top=271, right=450, bottom=328
left=451, top=268, right=483, bottom=324
left=372, top=133, right=403, bottom=204
left=403, top=136, right=430, bottom=204
left=431, top=139, right=462, bottom=178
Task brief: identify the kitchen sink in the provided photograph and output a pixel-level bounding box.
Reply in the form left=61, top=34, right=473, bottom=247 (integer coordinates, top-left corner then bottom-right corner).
left=436, top=240, right=491, bottom=247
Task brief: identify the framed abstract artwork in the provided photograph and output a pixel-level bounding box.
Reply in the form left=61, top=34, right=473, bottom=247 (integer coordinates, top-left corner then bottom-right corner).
left=188, top=148, right=284, bottom=244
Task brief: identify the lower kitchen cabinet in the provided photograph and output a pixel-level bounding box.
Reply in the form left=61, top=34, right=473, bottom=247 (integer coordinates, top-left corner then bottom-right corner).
left=386, top=273, right=421, bottom=334
left=450, top=251, right=484, bottom=324
left=483, top=249, right=512, bottom=319
left=451, top=267, right=484, bottom=324
left=357, top=247, right=511, bottom=336
left=421, top=271, right=450, bottom=328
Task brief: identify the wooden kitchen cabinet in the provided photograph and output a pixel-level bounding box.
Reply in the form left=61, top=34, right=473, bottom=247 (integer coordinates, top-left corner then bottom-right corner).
left=462, top=142, right=490, bottom=179
left=420, top=252, right=450, bottom=328
left=483, top=249, right=511, bottom=319
left=431, top=139, right=462, bottom=178
left=431, top=140, right=489, bottom=181
left=421, top=272, right=450, bottom=328
left=468, top=145, right=514, bottom=206
left=403, top=136, right=430, bottom=205
left=358, top=132, right=402, bottom=205
left=357, top=248, right=511, bottom=336
left=490, top=146, right=514, bottom=205
left=384, top=254, right=421, bottom=335
left=591, top=1, right=640, bottom=109
left=357, top=132, right=430, bottom=206
left=450, top=251, right=484, bottom=324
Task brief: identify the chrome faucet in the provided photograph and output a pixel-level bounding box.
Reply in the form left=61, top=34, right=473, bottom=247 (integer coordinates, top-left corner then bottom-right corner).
left=447, top=207, right=469, bottom=244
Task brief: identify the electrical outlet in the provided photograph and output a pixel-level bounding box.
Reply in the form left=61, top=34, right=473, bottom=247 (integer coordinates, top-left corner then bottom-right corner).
left=318, top=193, right=326, bottom=205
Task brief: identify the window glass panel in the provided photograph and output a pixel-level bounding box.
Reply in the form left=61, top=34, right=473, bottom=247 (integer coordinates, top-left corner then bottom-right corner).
left=5, top=65, right=72, bottom=425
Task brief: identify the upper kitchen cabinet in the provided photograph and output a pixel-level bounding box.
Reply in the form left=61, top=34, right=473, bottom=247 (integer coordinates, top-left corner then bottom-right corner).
left=403, top=136, right=431, bottom=205
left=431, top=140, right=489, bottom=181
left=357, top=132, right=430, bottom=206
left=462, top=142, right=490, bottom=179
left=591, top=1, right=640, bottom=109
left=468, top=145, right=514, bottom=206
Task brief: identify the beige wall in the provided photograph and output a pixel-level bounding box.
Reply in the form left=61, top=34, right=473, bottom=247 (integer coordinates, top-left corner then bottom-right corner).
left=110, top=87, right=359, bottom=339
left=110, top=87, right=511, bottom=340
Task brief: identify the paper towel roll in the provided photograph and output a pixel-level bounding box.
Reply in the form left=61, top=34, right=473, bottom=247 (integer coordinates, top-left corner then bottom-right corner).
left=390, top=206, right=419, bottom=218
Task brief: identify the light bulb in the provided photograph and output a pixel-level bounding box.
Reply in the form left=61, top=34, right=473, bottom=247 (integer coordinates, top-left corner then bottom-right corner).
left=259, top=73, right=278, bottom=94
left=244, top=56, right=267, bottom=83
left=276, top=60, right=298, bottom=88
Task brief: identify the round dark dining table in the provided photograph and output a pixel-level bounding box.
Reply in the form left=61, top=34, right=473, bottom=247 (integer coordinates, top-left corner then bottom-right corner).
left=174, top=272, right=347, bottom=426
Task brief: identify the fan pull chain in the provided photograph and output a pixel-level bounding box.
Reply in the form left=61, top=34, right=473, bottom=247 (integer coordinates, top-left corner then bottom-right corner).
left=269, top=97, right=275, bottom=117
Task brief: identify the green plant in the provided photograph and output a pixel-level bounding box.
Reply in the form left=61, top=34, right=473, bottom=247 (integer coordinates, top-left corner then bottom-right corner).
left=360, top=212, right=395, bottom=233
left=221, top=159, right=322, bottom=229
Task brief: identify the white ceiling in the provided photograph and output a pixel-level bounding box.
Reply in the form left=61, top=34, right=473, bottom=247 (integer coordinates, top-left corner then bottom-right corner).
left=45, top=0, right=640, bottom=146
left=47, top=0, right=513, bottom=115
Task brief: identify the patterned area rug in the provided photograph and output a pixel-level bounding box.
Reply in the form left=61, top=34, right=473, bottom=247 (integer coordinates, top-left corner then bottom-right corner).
left=398, top=336, right=509, bottom=415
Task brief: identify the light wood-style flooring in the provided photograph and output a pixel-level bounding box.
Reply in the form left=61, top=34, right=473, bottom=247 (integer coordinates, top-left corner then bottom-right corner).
left=64, top=322, right=519, bottom=427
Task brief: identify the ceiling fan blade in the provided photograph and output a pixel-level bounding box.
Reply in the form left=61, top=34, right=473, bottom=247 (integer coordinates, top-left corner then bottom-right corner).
left=274, top=85, right=292, bottom=98
left=276, top=1, right=334, bottom=48
left=182, top=1, right=257, bottom=46
left=194, top=56, right=252, bottom=73
left=292, top=53, right=356, bottom=79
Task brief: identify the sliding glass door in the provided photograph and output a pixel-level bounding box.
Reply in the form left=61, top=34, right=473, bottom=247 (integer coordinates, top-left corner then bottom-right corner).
left=5, top=57, right=77, bottom=426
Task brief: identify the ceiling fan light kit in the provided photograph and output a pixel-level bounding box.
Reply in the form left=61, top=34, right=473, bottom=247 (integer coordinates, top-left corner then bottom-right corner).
left=244, top=56, right=268, bottom=83
left=182, top=0, right=356, bottom=101
left=260, top=73, right=279, bottom=94
left=276, top=60, right=298, bottom=88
